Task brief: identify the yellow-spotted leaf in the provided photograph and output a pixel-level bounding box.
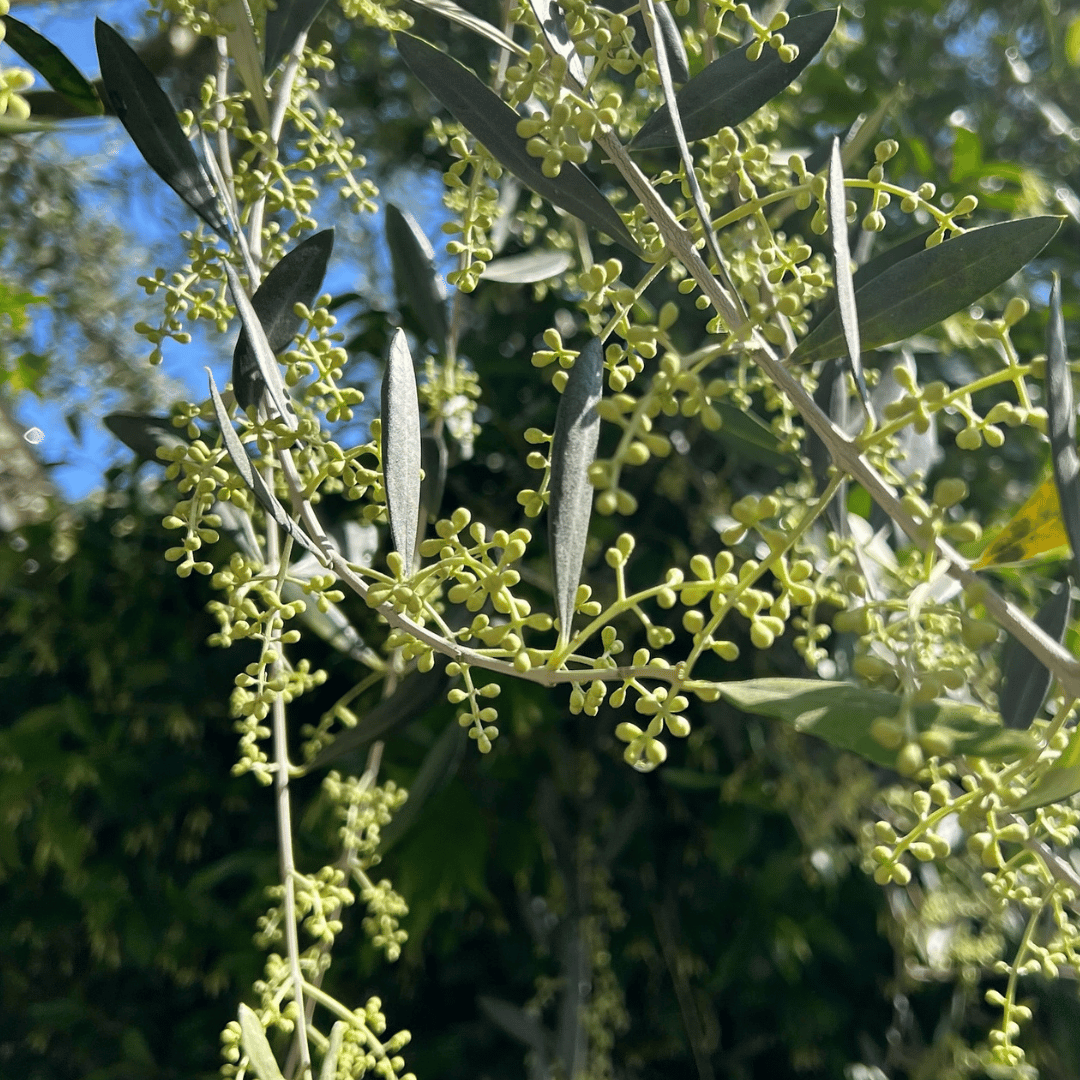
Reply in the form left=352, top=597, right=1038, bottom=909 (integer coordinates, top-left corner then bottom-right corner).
left=973, top=472, right=1070, bottom=569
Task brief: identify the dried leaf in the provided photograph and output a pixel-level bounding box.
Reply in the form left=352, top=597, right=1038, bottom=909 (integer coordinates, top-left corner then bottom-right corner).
left=397, top=34, right=637, bottom=251
left=974, top=472, right=1070, bottom=569
left=1046, top=274, right=1080, bottom=582
left=827, top=138, right=874, bottom=423
left=382, top=328, right=423, bottom=567
left=233, top=229, right=334, bottom=411
left=265, top=0, right=330, bottom=72
left=95, top=19, right=228, bottom=235
left=999, top=580, right=1072, bottom=730
left=527, top=0, right=586, bottom=86
left=631, top=8, right=838, bottom=150
left=385, top=204, right=448, bottom=347
left=549, top=338, right=603, bottom=644
left=3, top=14, right=102, bottom=116
left=792, top=216, right=1062, bottom=364
left=237, top=1004, right=285, bottom=1080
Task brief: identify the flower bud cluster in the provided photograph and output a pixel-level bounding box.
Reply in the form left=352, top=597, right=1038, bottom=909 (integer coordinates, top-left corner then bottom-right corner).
left=447, top=661, right=502, bottom=753
left=157, top=439, right=232, bottom=578
left=418, top=355, right=481, bottom=456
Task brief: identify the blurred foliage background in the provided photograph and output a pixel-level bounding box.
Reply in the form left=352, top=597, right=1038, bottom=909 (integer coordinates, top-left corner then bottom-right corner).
left=6, top=1, right=1080, bottom=1078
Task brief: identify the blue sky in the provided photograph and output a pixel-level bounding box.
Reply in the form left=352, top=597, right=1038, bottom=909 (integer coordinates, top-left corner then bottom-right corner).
left=5, top=1, right=450, bottom=500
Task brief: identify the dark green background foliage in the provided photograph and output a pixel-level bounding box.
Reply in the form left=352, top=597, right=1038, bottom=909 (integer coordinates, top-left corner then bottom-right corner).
left=6, top=0, right=1080, bottom=1078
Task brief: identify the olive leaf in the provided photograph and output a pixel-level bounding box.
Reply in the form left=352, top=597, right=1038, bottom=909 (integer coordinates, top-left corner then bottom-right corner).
left=527, top=0, right=586, bottom=86
left=480, top=250, right=573, bottom=283
left=827, top=138, right=874, bottom=423
left=712, top=402, right=791, bottom=470
left=104, top=412, right=189, bottom=461
left=221, top=0, right=270, bottom=129
left=631, top=8, right=838, bottom=150
left=806, top=357, right=848, bottom=533
left=716, top=678, right=1034, bottom=768
left=207, top=370, right=323, bottom=557
left=319, top=1023, right=346, bottom=1080
left=999, top=580, right=1073, bottom=730
left=653, top=1, right=689, bottom=84
left=95, top=19, right=228, bottom=235
left=237, top=1003, right=285, bottom=1080
left=233, top=229, right=334, bottom=411
left=419, top=431, right=448, bottom=526
left=385, top=204, right=448, bottom=347
left=382, top=328, right=423, bottom=568
left=973, top=472, right=1070, bottom=569
left=402, top=0, right=525, bottom=57
left=549, top=338, right=603, bottom=645
left=265, top=0, right=330, bottom=72
left=1012, top=720, right=1080, bottom=812
left=3, top=15, right=102, bottom=116
left=396, top=34, right=637, bottom=252
left=1045, top=275, right=1080, bottom=582
left=792, top=216, right=1062, bottom=363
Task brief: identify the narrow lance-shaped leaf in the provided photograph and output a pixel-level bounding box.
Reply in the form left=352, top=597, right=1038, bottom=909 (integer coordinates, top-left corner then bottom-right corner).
left=631, top=8, right=838, bottom=150
left=382, top=329, right=423, bottom=568
left=221, top=0, right=270, bottom=130
left=792, top=216, right=1062, bottom=364
left=265, top=0, right=331, bottom=73
left=481, top=249, right=573, bottom=283
left=233, top=229, right=334, bottom=411
left=385, top=204, right=448, bottom=347
left=1013, top=720, right=1080, bottom=812
left=549, top=338, right=603, bottom=645
left=1046, top=275, right=1080, bottom=583
left=806, top=357, right=848, bottom=534
left=974, top=471, right=1070, bottom=569
left=999, top=579, right=1073, bottom=730
left=95, top=20, right=228, bottom=235
left=104, top=412, right=189, bottom=461
left=396, top=34, right=637, bottom=252
left=207, top=370, right=323, bottom=557
left=653, top=1, right=689, bottom=84
left=3, top=15, right=102, bottom=116
left=527, top=0, right=586, bottom=86
left=223, top=259, right=298, bottom=428
left=237, top=1003, right=286, bottom=1080
left=319, top=1023, right=346, bottom=1080
left=402, top=0, right=525, bottom=57
left=827, top=138, right=874, bottom=424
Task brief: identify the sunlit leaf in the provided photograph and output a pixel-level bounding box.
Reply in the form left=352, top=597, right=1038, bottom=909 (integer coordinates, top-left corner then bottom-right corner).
left=1045, top=275, right=1080, bottom=582
left=1067, top=13, right=1080, bottom=68
left=3, top=15, right=102, bottom=116
left=549, top=338, right=603, bottom=645
left=827, top=138, right=873, bottom=423
left=631, top=8, right=838, bottom=150
left=237, top=1003, right=285, bottom=1080
left=999, top=580, right=1072, bottom=730
left=480, top=250, right=573, bottom=283
left=382, top=328, right=423, bottom=567
left=207, top=370, right=322, bottom=557
left=717, top=678, right=1033, bottom=768
left=1013, top=721, right=1080, bottom=812
left=318, top=1023, right=346, bottom=1080
left=974, top=472, right=1069, bottom=569
left=265, top=0, right=330, bottom=72
left=233, top=229, right=334, bottom=411
left=402, top=0, right=524, bottom=56
left=653, top=1, right=689, bottom=84
left=104, top=412, right=189, bottom=461
left=527, top=0, right=586, bottom=86
left=396, top=34, right=637, bottom=251
left=792, top=216, right=1062, bottom=364
left=806, top=357, right=847, bottom=532
left=95, top=19, right=228, bottom=235
left=385, top=204, right=448, bottom=347
left=221, top=0, right=269, bottom=129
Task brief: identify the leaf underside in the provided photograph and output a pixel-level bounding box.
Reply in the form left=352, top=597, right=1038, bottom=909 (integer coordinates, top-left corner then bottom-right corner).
left=382, top=328, right=423, bottom=567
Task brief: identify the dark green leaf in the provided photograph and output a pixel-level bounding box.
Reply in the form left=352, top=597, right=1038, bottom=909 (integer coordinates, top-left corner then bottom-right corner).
left=827, top=138, right=874, bottom=424
left=265, top=0, right=330, bottom=72
left=237, top=1003, right=285, bottom=1080
left=382, top=328, right=423, bottom=567
left=419, top=431, right=448, bottom=526
left=717, top=678, right=1034, bottom=768
left=396, top=34, right=637, bottom=252
left=999, top=580, right=1072, bottom=730
left=1046, top=276, right=1080, bottom=581
left=480, top=250, right=573, bottom=283
left=653, top=2, right=689, bottom=83
left=527, top=0, right=586, bottom=86
left=712, top=402, right=791, bottom=470
left=792, top=216, right=1062, bottom=364
left=233, top=229, right=334, bottom=411
left=302, top=657, right=451, bottom=774
left=206, top=370, right=322, bottom=557
left=549, top=338, right=603, bottom=645
left=95, top=20, right=228, bottom=235
left=3, top=15, right=102, bottom=116
left=385, top=204, right=448, bottom=347
left=631, top=8, right=838, bottom=150
left=104, top=412, right=189, bottom=462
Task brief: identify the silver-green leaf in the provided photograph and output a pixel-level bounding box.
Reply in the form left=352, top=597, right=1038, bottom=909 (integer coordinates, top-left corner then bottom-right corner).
left=381, top=328, right=423, bottom=568
left=1046, top=275, right=1080, bottom=582
left=385, top=204, right=448, bottom=347
left=237, top=1003, right=286, bottom=1080
left=549, top=338, right=603, bottom=645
